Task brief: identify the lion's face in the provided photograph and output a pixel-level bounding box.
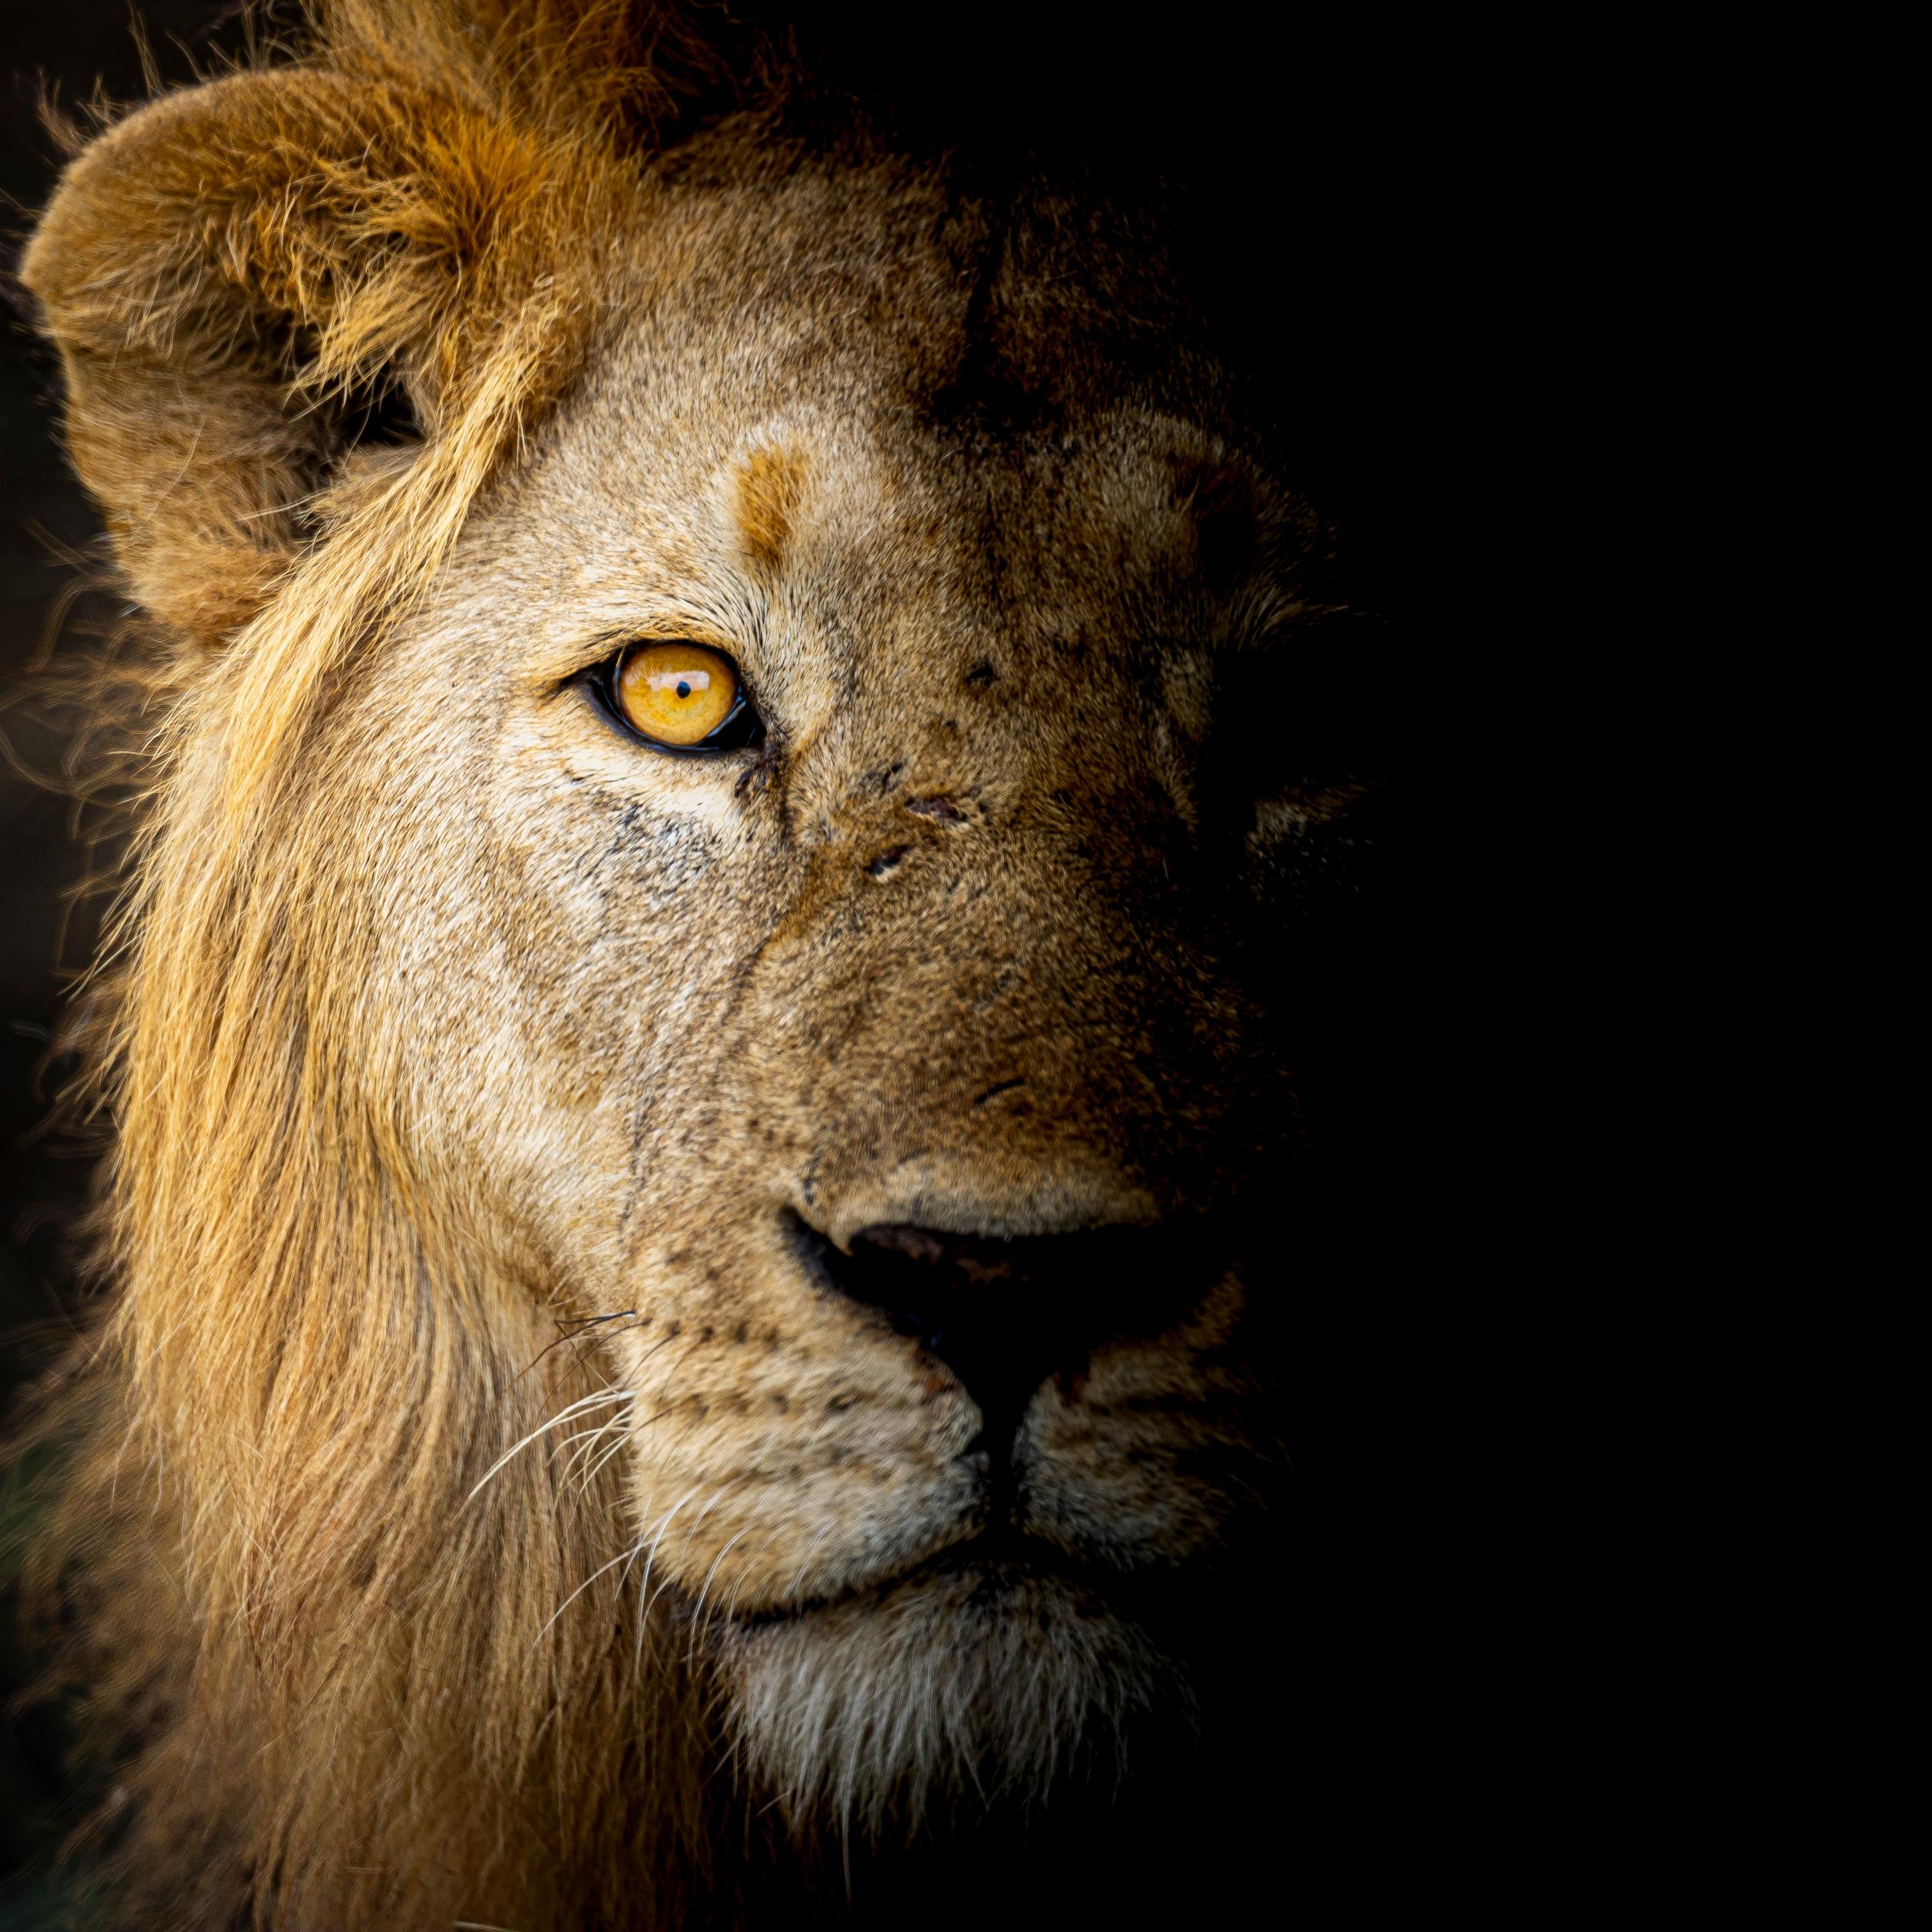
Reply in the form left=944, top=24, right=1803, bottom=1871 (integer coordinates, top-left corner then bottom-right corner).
left=31, top=38, right=1378, bottom=1862
left=294, top=158, right=1312, bottom=1822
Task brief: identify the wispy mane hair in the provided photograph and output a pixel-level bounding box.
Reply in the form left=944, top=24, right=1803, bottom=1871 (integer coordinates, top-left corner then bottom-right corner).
left=14, top=5, right=783, bottom=1924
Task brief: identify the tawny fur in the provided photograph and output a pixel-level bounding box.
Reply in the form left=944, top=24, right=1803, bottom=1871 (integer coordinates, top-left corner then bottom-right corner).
left=15, top=4, right=1361, bottom=1925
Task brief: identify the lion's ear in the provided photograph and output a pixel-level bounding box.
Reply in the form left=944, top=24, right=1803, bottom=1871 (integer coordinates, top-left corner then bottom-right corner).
left=23, top=66, right=585, bottom=649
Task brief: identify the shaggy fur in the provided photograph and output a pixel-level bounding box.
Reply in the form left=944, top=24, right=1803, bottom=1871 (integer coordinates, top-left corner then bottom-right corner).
left=16, top=3, right=1383, bottom=1924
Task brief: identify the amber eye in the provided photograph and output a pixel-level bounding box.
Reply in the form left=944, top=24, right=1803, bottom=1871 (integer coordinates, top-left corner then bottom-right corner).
left=605, top=641, right=758, bottom=752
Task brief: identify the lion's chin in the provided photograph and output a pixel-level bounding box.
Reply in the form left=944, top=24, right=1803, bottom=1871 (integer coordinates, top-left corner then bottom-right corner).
left=718, top=1557, right=1190, bottom=1840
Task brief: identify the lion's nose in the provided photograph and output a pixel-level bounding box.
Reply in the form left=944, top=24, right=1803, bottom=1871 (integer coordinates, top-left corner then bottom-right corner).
left=796, top=1214, right=1211, bottom=1475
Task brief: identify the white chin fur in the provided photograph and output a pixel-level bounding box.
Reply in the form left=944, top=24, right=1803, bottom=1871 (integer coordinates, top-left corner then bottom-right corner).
left=721, top=1564, right=1189, bottom=1841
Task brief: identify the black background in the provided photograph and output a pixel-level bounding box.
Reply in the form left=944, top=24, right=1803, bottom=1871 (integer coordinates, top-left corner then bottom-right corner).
left=0, top=5, right=1491, bottom=1919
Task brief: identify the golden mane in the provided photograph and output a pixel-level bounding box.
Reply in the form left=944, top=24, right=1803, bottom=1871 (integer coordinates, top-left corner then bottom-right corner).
left=20, top=7, right=786, bottom=1923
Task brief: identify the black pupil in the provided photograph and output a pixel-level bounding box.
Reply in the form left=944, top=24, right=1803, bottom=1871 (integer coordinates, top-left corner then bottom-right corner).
left=675, top=680, right=691, bottom=699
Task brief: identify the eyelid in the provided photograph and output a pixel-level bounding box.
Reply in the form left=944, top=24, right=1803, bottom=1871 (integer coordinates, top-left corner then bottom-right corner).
left=565, top=629, right=733, bottom=683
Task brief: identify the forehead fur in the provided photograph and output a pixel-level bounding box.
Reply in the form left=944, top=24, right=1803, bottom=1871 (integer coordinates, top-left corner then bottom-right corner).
left=735, top=444, right=808, bottom=571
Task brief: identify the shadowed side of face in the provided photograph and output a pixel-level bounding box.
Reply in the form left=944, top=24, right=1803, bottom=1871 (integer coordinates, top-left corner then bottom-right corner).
left=328, top=142, right=1326, bottom=1831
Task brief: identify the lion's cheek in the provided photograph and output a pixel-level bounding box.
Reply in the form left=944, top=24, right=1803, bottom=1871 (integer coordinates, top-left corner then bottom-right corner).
left=1022, top=1323, right=1269, bottom=1569
left=616, top=1324, right=982, bottom=1614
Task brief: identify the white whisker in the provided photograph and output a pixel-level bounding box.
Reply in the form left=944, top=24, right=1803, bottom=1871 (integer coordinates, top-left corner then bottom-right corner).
left=577, top=1417, right=635, bottom=1495
left=632, top=1482, right=703, bottom=1623
left=534, top=1536, right=646, bottom=1644
left=558, top=1414, right=626, bottom=1491
left=466, top=1389, right=633, bottom=1502
left=685, top=1522, right=752, bottom=1664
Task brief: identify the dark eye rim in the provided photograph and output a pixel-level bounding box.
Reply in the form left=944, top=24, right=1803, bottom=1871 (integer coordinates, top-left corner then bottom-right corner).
left=581, top=641, right=766, bottom=757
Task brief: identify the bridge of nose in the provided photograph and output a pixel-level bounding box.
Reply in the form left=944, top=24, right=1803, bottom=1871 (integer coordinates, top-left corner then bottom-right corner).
left=731, top=761, right=1245, bottom=1234
left=724, top=637, right=1250, bottom=1228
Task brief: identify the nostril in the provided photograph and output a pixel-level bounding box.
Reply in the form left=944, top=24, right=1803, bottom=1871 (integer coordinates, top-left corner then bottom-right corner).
left=783, top=1209, right=1214, bottom=1480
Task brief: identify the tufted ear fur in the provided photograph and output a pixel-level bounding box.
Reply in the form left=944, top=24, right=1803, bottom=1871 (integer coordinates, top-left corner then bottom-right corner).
left=18, top=2, right=732, bottom=801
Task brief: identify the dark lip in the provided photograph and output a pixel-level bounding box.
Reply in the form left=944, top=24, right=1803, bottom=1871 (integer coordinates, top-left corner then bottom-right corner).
left=731, top=1528, right=1111, bottom=1630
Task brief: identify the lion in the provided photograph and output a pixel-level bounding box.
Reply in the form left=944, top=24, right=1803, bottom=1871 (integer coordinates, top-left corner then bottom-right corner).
left=15, top=2, right=1395, bottom=1924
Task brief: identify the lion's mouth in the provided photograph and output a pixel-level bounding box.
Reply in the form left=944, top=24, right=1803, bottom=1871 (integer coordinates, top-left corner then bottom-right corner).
left=730, top=1527, right=1117, bottom=1630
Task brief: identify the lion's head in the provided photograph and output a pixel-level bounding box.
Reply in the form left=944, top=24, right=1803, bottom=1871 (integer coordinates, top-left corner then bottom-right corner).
left=21, top=3, right=1392, bottom=1924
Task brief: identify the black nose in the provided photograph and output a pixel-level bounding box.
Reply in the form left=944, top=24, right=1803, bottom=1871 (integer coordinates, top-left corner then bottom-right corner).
left=790, top=1214, right=1214, bottom=1471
